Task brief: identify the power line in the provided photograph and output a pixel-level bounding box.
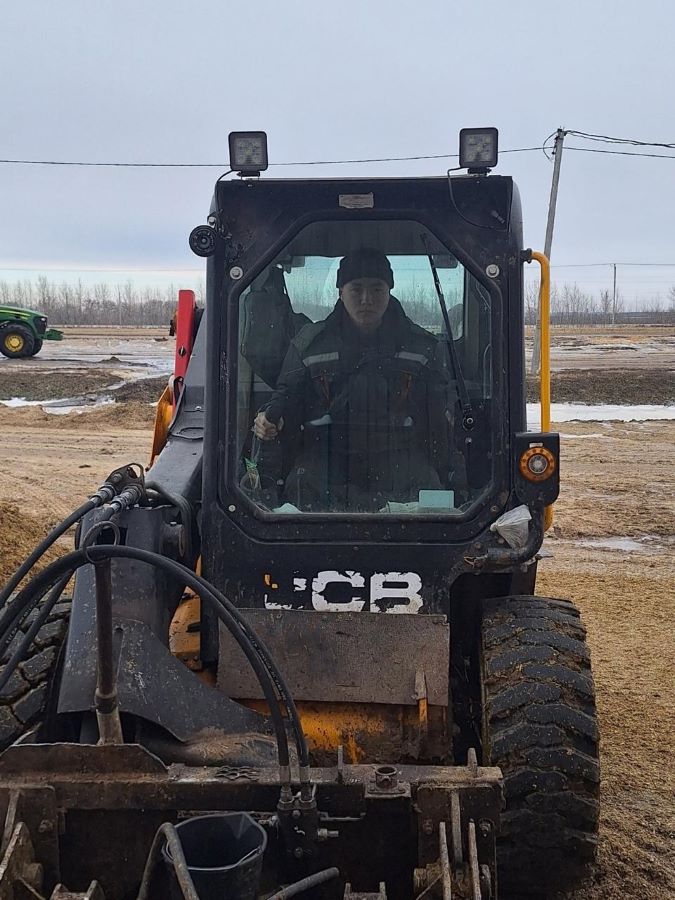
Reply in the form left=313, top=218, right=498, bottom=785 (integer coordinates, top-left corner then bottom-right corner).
left=4, top=128, right=675, bottom=169
left=271, top=147, right=543, bottom=166
left=542, top=129, right=675, bottom=160
left=566, top=130, right=675, bottom=150
left=545, top=262, right=675, bottom=268
left=0, top=146, right=544, bottom=168
left=564, top=145, right=675, bottom=160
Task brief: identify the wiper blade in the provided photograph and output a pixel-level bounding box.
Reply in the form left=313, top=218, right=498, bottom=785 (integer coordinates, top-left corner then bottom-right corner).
left=420, top=233, right=475, bottom=430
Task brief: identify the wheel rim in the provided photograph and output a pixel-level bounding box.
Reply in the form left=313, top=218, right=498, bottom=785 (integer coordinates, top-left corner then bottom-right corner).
left=5, top=333, right=25, bottom=352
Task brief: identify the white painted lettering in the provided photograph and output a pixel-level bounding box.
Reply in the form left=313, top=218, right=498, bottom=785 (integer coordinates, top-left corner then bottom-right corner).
left=312, top=570, right=366, bottom=612
left=370, top=572, right=423, bottom=614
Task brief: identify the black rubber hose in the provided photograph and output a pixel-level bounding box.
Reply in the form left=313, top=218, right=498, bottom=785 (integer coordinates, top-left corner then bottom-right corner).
left=479, top=504, right=544, bottom=567
left=0, top=543, right=310, bottom=771
left=268, top=867, right=340, bottom=899
left=145, top=480, right=194, bottom=561
left=136, top=822, right=199, bottom=900
left=0, top=563, right=75, bottom=661
left=0, top=498, right=97, bottom=612
left=81, top=544, right=306, bottom=768
left=108, top=545, right=309, bottom=769
left=0, top=549, right=292, bottom=770
left=0, top=572, right=71, bottom=694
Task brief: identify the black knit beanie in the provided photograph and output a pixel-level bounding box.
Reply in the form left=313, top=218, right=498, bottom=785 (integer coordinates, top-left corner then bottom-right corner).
left=336, top=248, right=394, bottom=289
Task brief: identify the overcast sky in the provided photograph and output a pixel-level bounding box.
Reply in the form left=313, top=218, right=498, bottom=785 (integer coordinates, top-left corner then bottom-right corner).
left=1, top=0, right=674, bottom=304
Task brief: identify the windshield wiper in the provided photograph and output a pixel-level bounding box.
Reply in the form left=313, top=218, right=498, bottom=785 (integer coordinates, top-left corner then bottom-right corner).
left=420, top=233, right=475, bottom=430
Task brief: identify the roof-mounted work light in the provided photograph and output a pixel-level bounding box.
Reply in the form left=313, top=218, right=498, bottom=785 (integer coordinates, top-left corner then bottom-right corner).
left=459, top=127, right=498, bottom=173
left=228, top=131, right=269, bottom=176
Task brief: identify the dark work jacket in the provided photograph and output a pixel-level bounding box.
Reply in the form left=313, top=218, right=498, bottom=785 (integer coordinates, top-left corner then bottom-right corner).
left=265, top=298, right=453, bottom=483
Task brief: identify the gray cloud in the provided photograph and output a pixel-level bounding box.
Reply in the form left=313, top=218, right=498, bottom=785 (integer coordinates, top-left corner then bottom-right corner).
left=1, top=0, right=674, bottom=302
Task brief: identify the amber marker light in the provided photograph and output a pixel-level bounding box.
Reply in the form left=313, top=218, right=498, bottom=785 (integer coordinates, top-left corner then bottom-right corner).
left=519, top=446, right=556, bottom=482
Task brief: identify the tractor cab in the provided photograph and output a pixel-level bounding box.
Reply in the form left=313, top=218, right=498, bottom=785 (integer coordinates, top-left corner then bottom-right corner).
left=184, top=133, right=559, bottom=621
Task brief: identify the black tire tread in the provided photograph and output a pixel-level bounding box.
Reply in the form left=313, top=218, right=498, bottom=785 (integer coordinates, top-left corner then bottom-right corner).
left=481, top=594, right=599, bottom=897
left=0, top=323, right=35, bottom=359
left=0, top=596, right=70, bottom=750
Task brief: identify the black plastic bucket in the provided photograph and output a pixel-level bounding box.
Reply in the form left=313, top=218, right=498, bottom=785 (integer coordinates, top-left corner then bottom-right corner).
left=163, top=812, right=267, bottom=900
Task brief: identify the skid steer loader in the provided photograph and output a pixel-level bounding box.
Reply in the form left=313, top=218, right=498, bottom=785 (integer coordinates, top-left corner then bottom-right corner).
left=0, top=129, right=599, bottom=899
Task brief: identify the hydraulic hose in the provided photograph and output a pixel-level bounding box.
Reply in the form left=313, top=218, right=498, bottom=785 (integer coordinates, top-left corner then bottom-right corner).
left=145, top=480, right=195, bottom=561
left=0, top=498, right=98, bottom=613
left=0, top=463, right=149, bottom=620
left=136, top=823, right=199, bottom=900
left=268, top=867, right=340, bottom=899
left=0, top=556, right=81, bottom=668
left=0, top=562, right=75, bottom=661
left=0, top=572, right=71, bottom=694
left=0, top=548, right=298, bottom=773
left=473, top=505, right=544, bottom=568
left=81, top=544, right=309, bottom=772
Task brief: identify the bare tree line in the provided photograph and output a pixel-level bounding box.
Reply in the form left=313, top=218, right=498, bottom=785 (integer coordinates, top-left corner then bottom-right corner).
left=1, top=274, right=674, bottom=327
left=524, top=282, right=675, bottom=326
left=0, top=276, right=204, bottom=327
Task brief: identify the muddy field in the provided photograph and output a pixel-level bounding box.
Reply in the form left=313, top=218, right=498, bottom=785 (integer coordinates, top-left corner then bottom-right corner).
left=0, top=324, right=672, bottom=406
left=0, top=326, right=674, bottom=898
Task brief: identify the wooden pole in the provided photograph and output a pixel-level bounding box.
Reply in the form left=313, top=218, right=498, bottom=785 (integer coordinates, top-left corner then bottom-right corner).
left=531, top=128, right=566, bottom=373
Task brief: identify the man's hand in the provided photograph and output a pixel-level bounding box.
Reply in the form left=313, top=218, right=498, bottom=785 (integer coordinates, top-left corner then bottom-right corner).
left=253, top=412, right=284, bottom=441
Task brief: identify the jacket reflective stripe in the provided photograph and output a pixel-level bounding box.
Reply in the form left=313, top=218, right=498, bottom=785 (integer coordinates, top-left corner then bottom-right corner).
left=395, top=350, right=429, bottom=366
left=302, top=351, right=340, bottom=367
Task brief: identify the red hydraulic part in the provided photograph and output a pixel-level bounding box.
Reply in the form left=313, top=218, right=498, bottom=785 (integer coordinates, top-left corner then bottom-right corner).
left=173, top=289, right=196, bottom=389
left=169, top=289, right=197, bottom=406
left=151, top=289, right=198, bottom=464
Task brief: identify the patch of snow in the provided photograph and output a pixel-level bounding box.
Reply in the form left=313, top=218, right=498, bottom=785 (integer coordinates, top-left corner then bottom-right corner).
left=527, top=403, right=675, bottom=428
left=1, top=396, right=114, bottom=414
left=1, top=397, right=44, bottom=408
left=558, top=432, right=608, bottom=439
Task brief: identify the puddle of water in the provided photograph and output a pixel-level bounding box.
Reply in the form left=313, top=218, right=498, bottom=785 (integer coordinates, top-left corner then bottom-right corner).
left=45, top=399, right=115, bottom=415
left=578, top=536, right=664, bottom=553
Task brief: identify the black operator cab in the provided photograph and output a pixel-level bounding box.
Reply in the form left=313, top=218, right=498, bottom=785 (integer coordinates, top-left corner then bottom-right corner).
left=197, top=129, right=559, bottom=616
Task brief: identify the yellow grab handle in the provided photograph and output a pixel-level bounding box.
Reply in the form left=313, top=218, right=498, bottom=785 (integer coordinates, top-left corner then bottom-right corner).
left=530, top=251, right=551, bottom=431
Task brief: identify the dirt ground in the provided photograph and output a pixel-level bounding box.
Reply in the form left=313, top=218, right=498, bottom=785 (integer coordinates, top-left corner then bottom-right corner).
left=0, top=327, right=674, bottom=898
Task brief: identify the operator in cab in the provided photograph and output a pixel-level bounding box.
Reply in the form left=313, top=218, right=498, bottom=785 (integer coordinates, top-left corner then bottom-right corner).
left=253, top=248, right=454, bottom=512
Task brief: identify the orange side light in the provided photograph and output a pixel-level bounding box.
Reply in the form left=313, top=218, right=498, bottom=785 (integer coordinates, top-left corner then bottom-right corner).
left=519, top=446, right=557, bottom=482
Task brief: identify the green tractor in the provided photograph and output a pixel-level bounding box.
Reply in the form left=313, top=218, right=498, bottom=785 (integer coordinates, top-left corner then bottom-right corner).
left=0, top=305, right=63, bottom=358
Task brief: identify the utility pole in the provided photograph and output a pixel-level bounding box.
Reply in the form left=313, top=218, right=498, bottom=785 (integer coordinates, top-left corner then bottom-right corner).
left=531, top=127, right=566, bottom=374
left=612, top=263, right=617, bottom=325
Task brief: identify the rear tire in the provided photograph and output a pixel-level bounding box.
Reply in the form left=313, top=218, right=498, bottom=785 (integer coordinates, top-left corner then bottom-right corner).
left=480, top=595, right=599, bottom=897
left=0, top=597, right=71, bottom=750
left=0, top=324, right=35, bottom=358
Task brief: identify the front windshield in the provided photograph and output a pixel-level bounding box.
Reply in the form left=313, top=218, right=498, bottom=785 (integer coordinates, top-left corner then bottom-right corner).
left=235, top=219, right=493, bottom=516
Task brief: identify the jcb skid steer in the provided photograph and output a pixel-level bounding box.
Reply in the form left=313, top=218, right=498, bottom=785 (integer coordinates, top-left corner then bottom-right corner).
left=0, top=129, right=599, bottom=899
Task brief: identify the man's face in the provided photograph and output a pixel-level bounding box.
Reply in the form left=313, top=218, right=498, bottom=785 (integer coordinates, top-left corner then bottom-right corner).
left=340, top=277, right=390, bottom=332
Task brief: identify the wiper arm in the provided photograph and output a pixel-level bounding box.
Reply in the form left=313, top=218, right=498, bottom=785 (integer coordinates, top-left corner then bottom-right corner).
left=420, top=233, right=475, bottom=430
